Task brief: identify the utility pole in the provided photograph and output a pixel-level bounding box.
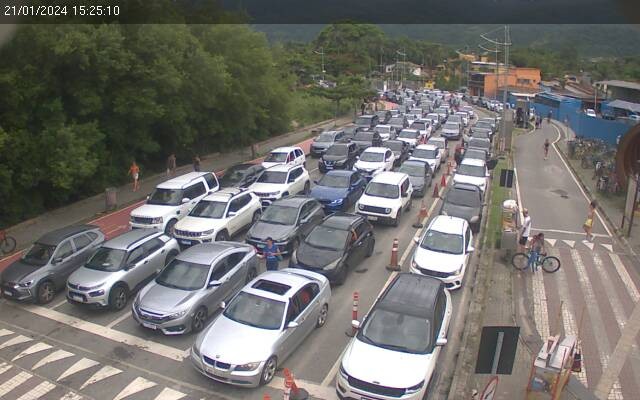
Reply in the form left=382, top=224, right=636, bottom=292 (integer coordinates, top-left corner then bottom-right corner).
left=396, top=49, right=406, bottom=89
left=314, top=47, right=325, bottom=81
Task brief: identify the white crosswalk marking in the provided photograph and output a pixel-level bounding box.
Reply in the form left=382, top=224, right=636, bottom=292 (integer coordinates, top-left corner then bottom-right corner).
left=608, top=252, right=640, bottom=303
left=531, top=266, right=550, bottom=340
left=16, top=381, right=56, bottom=400
left=12, top=342, right=53, bottom=361
left=113, top=377, right=157, bottom=400
left=583, top=241, right=595, bottom=250
left=79, top=365, right=122, bottom=390
left=0, top=371, right=32, bottom=397
left=562, top=239, right=575, bottom=248
left=57, top=358, right=99, bottom=382
left=601, top=243, right=613, bottom=252
left=545, top=238, right=557, bottom=247
left=0, top=328, right=14, bottom=337
left=0, top=362, right=11, bottom=375
left=0, top=334, right=33, bottom=350
left=32, top=349, right=74, bottom=370
left=154, top=387, right=188, bottom=400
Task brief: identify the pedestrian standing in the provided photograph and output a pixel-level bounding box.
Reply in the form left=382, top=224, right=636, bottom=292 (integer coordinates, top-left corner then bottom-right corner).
left=583, top=201, right=597, bottom=242
left=527, top=233, right=546, bottom=272
left=360, top=102, right=366, bottom=115
left=519, top=208, right=532, bottom=252
left=543, top=138, right=550, bottom=160
left=128, top=161, right=140, bottom=192
left=166, top=153, right=176, bottom=177
left=263, top=237, right=282, bottom=271
left=193, top=154, right=201, bottom=172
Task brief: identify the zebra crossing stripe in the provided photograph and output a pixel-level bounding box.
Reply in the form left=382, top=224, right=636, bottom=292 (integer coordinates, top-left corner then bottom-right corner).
left=32, top=349, right=74, bottom=370
left=153, top=387, right=188, bottom=400
left=0, top=371, right=32, bottom=397
left=562, top=239, right=575, bottom=248
left=16, top=381, right=56, bottom=400
left=601, top=243, right=613, bottom=252
left=583, top=241, right=595, bottom=251
left=0, top=335, right=33, bottom=350
left=56, top=358, right=99, bottom=382
left=0, top=362, right=11, bottom=375
left=113, top=377, right=158, bottom=400
left=0, top=329, right=13, bottom=337
left=545, top=238, right=557, bottom=247
left=79, top=365, right=122, bottom=390
left=12, top=342, right=53, bottom=361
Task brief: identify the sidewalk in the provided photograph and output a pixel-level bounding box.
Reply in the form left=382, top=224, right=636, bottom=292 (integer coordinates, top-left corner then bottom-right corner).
left=2, top=115, right=351, bottom=255
left=553, top=122, right=640, bottom=257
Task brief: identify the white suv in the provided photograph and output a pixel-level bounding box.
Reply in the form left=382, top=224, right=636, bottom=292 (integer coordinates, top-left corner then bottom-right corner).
left=410, top=144, right=442, bottom=172
left=173, top=188, right=262, bottom=246
left=262, top=146, right=306, bottom=169
left=453, top=158, right=489, bottom=194
left=130, top=172, right=219, bottom=234
left=353, top=147, right=395, bottom=180
left=410, top=215, right=474, bottom=290
left=248, top=164, right=311, bottom=208
left=356, top=171, right=412, bottom=226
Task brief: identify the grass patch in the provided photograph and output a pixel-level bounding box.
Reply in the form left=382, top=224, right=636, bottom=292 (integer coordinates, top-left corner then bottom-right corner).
left=486, top=157, right=510, bottom=248
left=289, top=91, right=353, bottom=127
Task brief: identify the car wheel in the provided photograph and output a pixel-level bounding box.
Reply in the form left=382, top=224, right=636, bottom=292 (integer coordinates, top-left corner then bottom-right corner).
left=251, top=210, right=262, bottom=225
left=365, top=238, right=375, bottom=257
left=245, top=267, right=257, bottom=284
left=37, top=280, right=55, bottom=304
left=165, top=249, right=179, bottom=266
left=316, top=304, right=329, bottom=328
left=260, top=356, right=278, bottom=385
left=303, top=181, right=310, bottom=195
left=393, top=210, right=402, bottom=227
left=215, top=230, right=229, bottom=241
left=164, top=219, right=177, bottom=235
left=191, top=306, right=208, bottom=332
left=109, top=285, right=128, bottom=311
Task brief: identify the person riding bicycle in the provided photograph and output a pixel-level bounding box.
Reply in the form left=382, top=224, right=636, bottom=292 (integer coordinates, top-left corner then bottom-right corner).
left=527, top=233, right=546, bottom=272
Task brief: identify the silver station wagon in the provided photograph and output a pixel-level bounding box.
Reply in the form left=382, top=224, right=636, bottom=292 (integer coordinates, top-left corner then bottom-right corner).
left=132, top=242, right=259, bottom=335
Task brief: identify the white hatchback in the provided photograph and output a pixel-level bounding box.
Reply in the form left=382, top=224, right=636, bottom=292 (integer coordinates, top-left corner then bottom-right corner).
left=410, top=215, right=474, bottom=290
left=353, top=147, right=396, bottom=180
left=262, top=146, right=306, bottom=169
left=452, top=158, right=489, bottom=194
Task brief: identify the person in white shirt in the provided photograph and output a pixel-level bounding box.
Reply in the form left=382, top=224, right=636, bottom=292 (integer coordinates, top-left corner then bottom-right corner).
left=519, top=208, right=532, bottom=253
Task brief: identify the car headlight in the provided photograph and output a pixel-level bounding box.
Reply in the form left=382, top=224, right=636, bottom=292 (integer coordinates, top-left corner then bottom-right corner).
left=191, top=344, right=201, bottom=358
left=455, top=264, right=464, bottom=275
left=358, top=203, right=365, bottom=210
left=330, top=198, right=344, bottom=205
left=385, top=208, right=392, bottom=214
left=168, top=309, right=188, bottom=320
left=405, top=380, right=425, bottom=394
left=235, top=361, right=262, bottom=371
left=18, top=280, right=34, bottom=288
left=201, top=229, right=216, bottom=236
left=411, top=260, right=419, bottom=270
left=151, top=217, right=163, bottom=224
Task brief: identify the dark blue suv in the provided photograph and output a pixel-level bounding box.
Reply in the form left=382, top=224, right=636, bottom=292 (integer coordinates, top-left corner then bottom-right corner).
left=310, top=170, right=366, bottom=213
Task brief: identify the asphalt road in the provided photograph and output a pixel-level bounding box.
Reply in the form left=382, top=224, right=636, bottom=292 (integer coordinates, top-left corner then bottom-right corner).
left=0, top=105, right=494, bottom=400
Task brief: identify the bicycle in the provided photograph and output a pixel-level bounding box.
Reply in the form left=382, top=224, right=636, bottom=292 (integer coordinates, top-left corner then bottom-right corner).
left=512, top=250, right=561, bottom=273
left=0, top=230, right=17, bottom=255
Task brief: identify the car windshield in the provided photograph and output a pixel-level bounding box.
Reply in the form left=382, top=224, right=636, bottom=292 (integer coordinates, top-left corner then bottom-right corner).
left=472, top=132, right=490, bottom=140
left=189, top=200, right=227, bottom=219
left=448, top=116, right=461, bottom=123
left=389, top=117, right=404, bottom=125
left=260, top=205, right=298, bottom=225
left=457, top=164, right=486, bottom=177
left=464, top=150, right=487, bottom=160
left=468, top=139, right=490, bottom=150
left=365, top=182, right=399, bottom=199
left=354, top=132, right=373, bottom=141
left=21, top=243, right=55, bottom=266
left=427, top=114, right=439, bottom=119
left=257, top=171, right=287, bottom=184
left=155, top=259, right=210, bottom=291
left=444, top=123, right=459, bottom=130
left=398, top=131, right=417, bottom=139
left=476, top=122, right=492, bottom=130
left=147, top=188, right=184, bottom=206
left=447, top=189, right=480, bottom=207
left=427, top=140, right=444, bottom=149
left=413, top=148, right=437, bottom=159
left=264, top=152, right=288, bottom=163
left=84, top=247, right=126, bottom=272
left=359, top=308, right=432, bottom=354
left=360, top=152, right=384, bottom=162
left=318, top=174, right=350, bottom=188
left=420, top=229, right=464, bottom=254
left=219, top=167, right=248, bottom=186
left=305, top=225, right=348, bottom=251
left=325, top=145, right=348, bottom=156
left=355, top=117, right=373, bottom=126
left=223, top=292, right=285, bottom=330
left=384, top=141, right=403, bottom=151
left=315, top=133, right=334, bottom=142
left=399, top=163, right=425, bottom=177
left=374, top=126, right=390, bottom=133
left=410, top=122, right=426, bottom=130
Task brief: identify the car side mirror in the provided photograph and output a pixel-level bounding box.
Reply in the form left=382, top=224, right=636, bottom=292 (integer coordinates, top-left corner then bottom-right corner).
left=287, top=321, right=299, bottom=329
left=227, top=211, right=237, bottom=217
left=208, top=280, right=221, bottom=288
left=436, top=337, right=448, bottom=346
left=220, top=301, right=226, bottom=309
left=467, top=245, right=475, bottom=253
left=181, top=198, right=190, bottom=204
left=351, top=320, right=360, bottom=330
left=413, top=235, right=421, bottom=244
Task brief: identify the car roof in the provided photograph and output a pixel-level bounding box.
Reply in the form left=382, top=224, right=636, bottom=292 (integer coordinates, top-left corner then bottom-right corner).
left=378, top=273, right=442, bottom=319
left=177, top=242, right=248, bottom=265
left=415, top=144, right=438, bottom=151
left=460, top=157, right=486, bottom=167
left=204, top=187, right=249, bottom=202
left=402, top=159, right=428, bottom=168
left=428, top=137, right=445, bottom=142
left=399, top=128, right=418, bottom=133
left=371, top=171, right=407, bottom=185
left=270, top=146, right=301, bottom=153
left=273, top=196, right=311, bottom=207
left=245, top=270, right=316, bottom=300
left=429, top=215, right=467, bottom=234
left=363, top=147, right=388, bottom=154
left=38, top=224, right=99, bottom=246
left=157, top=172, right=211, bottom=189
left=451, top=182, right=482, bottom=192
left=325, top=170, right=355, bottom=178
left=322, top=212, right=362, bottom=230
left=375, top=124, right=391, bottom=128
left=265, top=164, right=299, bottom=172
left=104, top=229, right=162, bottom=250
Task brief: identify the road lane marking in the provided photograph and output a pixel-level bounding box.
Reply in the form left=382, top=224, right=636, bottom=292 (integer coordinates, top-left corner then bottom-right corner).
left=545, top=239, right=556, bottom=247
left=113, top=377, right=157, bottom=400
left=56, top=358, right=99, bottom=382
left=12, top=342, right=53, bottom=361
left=51, top=299, right=69, bottom=310
left=531, top=261, right=550, bottom=340
left=59, top=392, right=83, bottom=400
left=0, top=362, right=11, bottom=374
left=11, top=303, right=186, bottom=362
left=79, top=365, right=122, bottom=390
left=153, top=387, right=187, bottom=400
left=583, top=241, right=595, bottom=251
left=608, top=253, right=640, bottom=303
left=0, top=371, right=32, bottom=397
left=16, top=381, right=56, bottom=400
left=570, top=248, right=622, bottom=398
left=0, top=334, right=33, bottom=350
left=562, top=240, right=575, bottom=248
left=550, top=124, right=612, bottom=237
left=105, top=312, right=132, bottom=329
left=0, top=328, right=13, bottom=337
left=33, top=349, right=74, bottom=370
left=602, top=244, right=614, bottom=252
left=532, top=228, right=607, bottom=237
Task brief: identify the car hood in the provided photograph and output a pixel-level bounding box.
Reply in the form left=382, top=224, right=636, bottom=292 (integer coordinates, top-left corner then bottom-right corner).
left=132, top=204, right=174, bottom=218
left=310, top=185, right=349, bottom=202
left=1, top=260, right=42, bottom=283
left=249, top=182, right=286, bottom=194
left=138, top=281, right=198, bottom=313
left=453, top=174, right=486, bottom=189
left=440, top=203, right=478, bottom=222
left=397, top=137, right=417, bottom=145
left=68, top=266, right=112, bottom=287
left=296, top=243, right=341, bottom=268
left=342, top=338, right=432, bottom=389
left=248, top=222, right=296, bottom=242
left=413, top=245, right=464, bottom=273
left=199, top=315, right=281, bottom=364
left=321, top=154, right=348, bottom=163
left=175, top=216, right=225, bottom=232
left=354, top=160, right=384, bottom=171
left=358, top=194, right=399, bottom=209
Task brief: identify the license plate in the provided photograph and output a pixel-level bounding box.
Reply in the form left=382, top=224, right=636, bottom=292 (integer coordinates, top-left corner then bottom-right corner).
left=180, top=239, right=192, bottom=246
left=3, top=290, right=12, bottom=297
left=367, top=216, right=378, bottom=221
left=71, top=294, right=84, bottom=302
left=142, top=322, right=157, bottom=330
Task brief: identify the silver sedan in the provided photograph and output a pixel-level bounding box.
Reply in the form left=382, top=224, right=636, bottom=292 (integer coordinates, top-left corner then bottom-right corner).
left=190, top=268, right=331, bottom=387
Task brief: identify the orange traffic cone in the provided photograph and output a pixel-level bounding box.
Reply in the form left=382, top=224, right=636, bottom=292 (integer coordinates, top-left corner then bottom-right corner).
left=386, top=238, right=400, bottom=271
left=432, top=183, right=440, bottom=198
left=413, top=200, right=429, bottom=228
left=440, top=174, right=447, bottom=188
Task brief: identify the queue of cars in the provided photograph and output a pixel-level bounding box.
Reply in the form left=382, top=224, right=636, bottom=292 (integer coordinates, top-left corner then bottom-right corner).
left=1, top=87, right=495, bottom=395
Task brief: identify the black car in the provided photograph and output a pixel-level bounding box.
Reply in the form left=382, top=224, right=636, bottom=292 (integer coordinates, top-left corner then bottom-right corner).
left=388, top=116, right=409, bottom=133
left=440, top=183, right=484, bottom=232
left=246, top=196, right=325, bottom=255
left=375, top=110, right=392, bottom=124
left=397, top=159, right=433, bottom=197
left=383, top=139, right=411, bottom=166
left=343, top=124, right=362, bottom=141
left=318, top=142, right=359, bottom=173
left=218, top=163, right=265, bottom=189
left=352, top=131, right=383, bottom=154
left=290, top=213, right=375, bottom=285
left=354, top=114, right=379, bottom=130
